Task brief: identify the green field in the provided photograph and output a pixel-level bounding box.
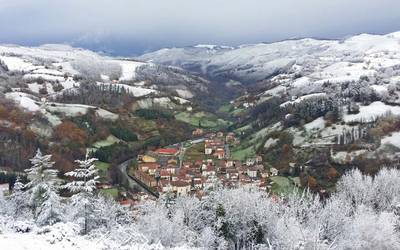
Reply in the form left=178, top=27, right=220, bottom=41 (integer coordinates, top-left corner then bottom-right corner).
left=231, top=108, right=245, bottom=117
left=184, top=142, right=206, bottom=161
left=231, top=146, right=256, bottom=161
left=175, top=111, right=231, bottom=129
left=95, top=161, right=111, bottom=179
left=270, top=176, right=299, bottom=195
left=218, top=103, right=233, bottom=113
left=100, top=188, right=119, bottom=198
left=93, top=135, right=120, bottom=148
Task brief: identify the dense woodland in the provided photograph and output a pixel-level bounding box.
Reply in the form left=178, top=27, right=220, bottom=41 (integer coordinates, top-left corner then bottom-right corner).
left=1, top=150, right=400, bottom=249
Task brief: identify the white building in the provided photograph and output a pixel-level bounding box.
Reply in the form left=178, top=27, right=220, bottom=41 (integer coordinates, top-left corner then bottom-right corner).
left=0, top=183, right=9, bottom=197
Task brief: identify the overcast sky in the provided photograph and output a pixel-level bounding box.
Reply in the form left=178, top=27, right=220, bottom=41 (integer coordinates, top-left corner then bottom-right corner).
left=0, top=0, right=400, bottom=55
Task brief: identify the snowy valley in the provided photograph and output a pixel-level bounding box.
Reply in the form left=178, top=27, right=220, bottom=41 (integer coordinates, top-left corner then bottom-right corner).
left=3, top=31, right=400, bottom=249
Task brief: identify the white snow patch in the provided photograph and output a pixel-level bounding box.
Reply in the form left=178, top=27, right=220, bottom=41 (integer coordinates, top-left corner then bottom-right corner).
left=304, top=117, right=325, bottom=132
left=5, top=92, right=40, bottom=112
left=0, top=56, right=38, bottom=72
left=45, top=102, right=118, bottom=120
left=117, top=60, right=146, bottom=81
left=24, top=73, right=65, bottom=82
left=264, top=138, right=279, bottom=150
left=343, top=101, right=400, bottom=123
left=381, top=132, right=400, bottom=148
left=176, top=89, right=194, bottom=99
left=281, top=93, right=327, bottom=107
left=331, top=150, right=368, bottom=164
left=262, top=85, right=286, bottom=97
left=370, top=85, right=388, bottom=95
left=98, top=82, right=157, bottom=97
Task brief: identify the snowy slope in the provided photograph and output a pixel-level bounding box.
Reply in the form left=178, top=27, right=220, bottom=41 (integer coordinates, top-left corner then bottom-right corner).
left=139, top=32, right=400, bottom=85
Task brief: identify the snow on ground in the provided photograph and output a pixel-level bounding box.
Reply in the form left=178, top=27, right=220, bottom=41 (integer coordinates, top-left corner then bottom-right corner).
left=28, top=83, right=54, bottom=94
left=331, top=150, right=368, bottom=164
left=281, top=93, right=327, bottom=107
left=32, top=68, right=64, bottom=76
left=304, top=117, right=325, bottom=132
left=311, top=62, right=375, bottom=81
left=24, top=73, right=65, bottom=82
left=45, top=102, right=118, bottom=120
left=5, top=92, right=40, bottom=112
left=53, top=62, right=79, bottom=75
left=343, top=101, right=400, bottom=123
left=291, top=77, right=311, bottom=88
left=0, top=56, right=39, bottom=72
left=0, top=44, right=101, bottom=64
left=264, top=138, right=279, bottom=150
left=95, top=109, right=119, bottom=121
left=176, top=89, right=194, bottom=99
left=116, top=60, right=146, bottom=81
left=262, top=85, right=286, bottom=97
left=98, top=82, right=157, bottom=97
left=60, top=78, right=80, bottom=90
left=0, top=231, right=103, bottom=250
left=390, top=76, right=400, bottom=84
left=381, top=131, right=400, bottom=148
left=370, top=85, right=389, bottom=95
left=0, top=228, right=193, bottom=250
left=173, top=96, right=190, bottom=104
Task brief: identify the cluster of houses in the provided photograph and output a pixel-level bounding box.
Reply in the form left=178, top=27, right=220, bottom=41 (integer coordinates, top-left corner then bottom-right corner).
left=133, top=132, right=279, bottom=199
left=204, top=131, right=239, bottom=159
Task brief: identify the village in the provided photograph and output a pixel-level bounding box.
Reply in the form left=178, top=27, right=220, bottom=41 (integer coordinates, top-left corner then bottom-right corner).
left=128, top=129, right=280, bottom=204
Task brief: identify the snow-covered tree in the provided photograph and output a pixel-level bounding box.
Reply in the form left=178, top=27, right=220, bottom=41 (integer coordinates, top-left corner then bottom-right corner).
left=25, top=149, right=62, bottom=225
left=63, top=153, right=100, bottom=234
left=8, top=176, right=30, bottom=219
left=64, top=154, right=99, bottom=195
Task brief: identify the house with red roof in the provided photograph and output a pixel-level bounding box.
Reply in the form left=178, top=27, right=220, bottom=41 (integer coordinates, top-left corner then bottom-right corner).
left=155, top=148, right=179, bottom=156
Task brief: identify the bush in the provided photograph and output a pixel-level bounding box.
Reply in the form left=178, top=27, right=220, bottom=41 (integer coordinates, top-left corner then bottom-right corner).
left=110, top=126, right=138, bottom=142
left=134, top=109, right=174, bottom=120
left=94, top=143, right=131, bottom=163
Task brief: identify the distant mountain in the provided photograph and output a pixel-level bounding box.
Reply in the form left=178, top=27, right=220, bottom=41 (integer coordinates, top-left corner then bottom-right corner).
left=138, top=32, right=400, bottom=84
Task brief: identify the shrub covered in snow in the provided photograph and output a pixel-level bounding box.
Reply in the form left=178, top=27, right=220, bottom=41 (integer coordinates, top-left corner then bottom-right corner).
left=2, top=151, right=400, bottom=249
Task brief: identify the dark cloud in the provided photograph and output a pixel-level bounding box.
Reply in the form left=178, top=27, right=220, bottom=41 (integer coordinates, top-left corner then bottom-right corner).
left=0, top=0, right=400, bottom=55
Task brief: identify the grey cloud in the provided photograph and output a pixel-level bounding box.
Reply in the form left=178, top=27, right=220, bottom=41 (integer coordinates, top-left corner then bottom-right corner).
left=0, top=0, right=399, bottom=55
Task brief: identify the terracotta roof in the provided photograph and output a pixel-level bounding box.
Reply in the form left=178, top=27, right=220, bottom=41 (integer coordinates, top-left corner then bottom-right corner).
left=155, top=148, right=179, bottom=155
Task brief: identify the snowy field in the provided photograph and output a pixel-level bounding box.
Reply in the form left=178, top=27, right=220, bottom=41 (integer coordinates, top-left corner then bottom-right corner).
left=344, top=101, right=400, bottom=123
left=381, top=131, right=400, bottom=148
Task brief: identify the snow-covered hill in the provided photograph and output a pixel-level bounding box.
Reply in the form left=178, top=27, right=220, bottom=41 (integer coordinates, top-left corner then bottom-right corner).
left=0, top=44, right=208, bottom=102
left=139, top=32, right=400, bottom=85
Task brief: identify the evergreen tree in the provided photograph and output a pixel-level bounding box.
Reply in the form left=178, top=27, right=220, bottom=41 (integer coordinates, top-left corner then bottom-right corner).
left=25, top=149, right=62, bottom=225
left=9, top=176, right=30, bottom=218
left=63, top=153, right=99, bottom=234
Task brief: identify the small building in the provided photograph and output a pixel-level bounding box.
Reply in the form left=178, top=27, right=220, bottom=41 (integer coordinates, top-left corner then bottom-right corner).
left=138, top=162, right=160, bottom=173
left=205, top=147, right=213, bottom=155
left=155, top=148, right=179, bottom=156
left=246, top=167, right=258, bottom=178
left=0, top=183, right=9, bottom=197
left=246, top=158, right=255, bottom=166
left=142, top=155, right=157, bottom=163
left=214, top=148, right=225, bottom=159
left=172, top=181, right=191, bottom=196
left=192, top=128, right=204, bottom=136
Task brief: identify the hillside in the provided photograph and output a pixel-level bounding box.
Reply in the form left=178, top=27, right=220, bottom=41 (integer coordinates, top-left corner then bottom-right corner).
left=0, top=44, right=227, bottom=178
left=140, top=31, right=400, bottom=191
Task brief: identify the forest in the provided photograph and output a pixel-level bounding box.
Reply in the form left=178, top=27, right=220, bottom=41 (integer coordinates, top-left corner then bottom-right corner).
left=1, top=149, right=400, bottom=249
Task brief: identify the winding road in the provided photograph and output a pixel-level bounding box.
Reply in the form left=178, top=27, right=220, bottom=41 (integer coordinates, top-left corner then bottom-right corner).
left=117, top=137, right=206, bottom=199
left=117, top=158, right=159, bottom=198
